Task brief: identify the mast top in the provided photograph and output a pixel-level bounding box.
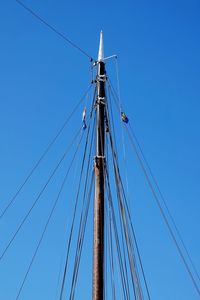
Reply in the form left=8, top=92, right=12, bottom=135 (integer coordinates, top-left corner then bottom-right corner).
left=98, top=31, right=104, bottom=62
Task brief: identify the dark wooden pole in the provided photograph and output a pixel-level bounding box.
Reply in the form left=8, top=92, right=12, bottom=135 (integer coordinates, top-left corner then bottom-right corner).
left=92, top=39, right=106, bottom=300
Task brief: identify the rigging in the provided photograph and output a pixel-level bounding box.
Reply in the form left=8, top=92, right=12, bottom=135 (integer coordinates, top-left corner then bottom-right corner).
left=0, top=85, right=92, bottom=220
left=15, top=126, right=85, bottom=300
left=107, top=76, right=200, bottom=296
left=0, top=31, right=199, bottom=300
left=16, top=0, right=94, bottom=61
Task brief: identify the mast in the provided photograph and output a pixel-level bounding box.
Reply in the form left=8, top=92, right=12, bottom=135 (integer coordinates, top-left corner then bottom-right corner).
left=93, top=31, right=106, bottom=300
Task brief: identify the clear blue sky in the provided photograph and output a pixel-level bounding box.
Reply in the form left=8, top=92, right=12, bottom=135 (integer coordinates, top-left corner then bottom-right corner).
left=0, top=0, right=200, bottom=299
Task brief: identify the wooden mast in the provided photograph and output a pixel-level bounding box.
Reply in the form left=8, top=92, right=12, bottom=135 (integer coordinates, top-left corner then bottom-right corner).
left=93, top=31, right=106, bottom=300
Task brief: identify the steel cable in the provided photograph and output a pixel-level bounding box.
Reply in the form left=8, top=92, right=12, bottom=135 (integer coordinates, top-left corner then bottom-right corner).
left=69, top=117, right=95, bottom=299
left=16, top=0, right=94, bottom=61
left=125, top=126, right=200, bottom=297
left=0, top=125, right=85, bottom=262
left=128, top=122, right=200, bottom=284
left=105, top=99, right=132, bottom=299
left=0, top=84, right=92, bottom=220
left=108, top=77, right=200, bottom=296
left=59, top=97, right=96, bottom=300
left=15, top=125, right=84, bottom=300
left=105, top=170, right=131, bottom=300
left=106, top=111, right=150, bottom=299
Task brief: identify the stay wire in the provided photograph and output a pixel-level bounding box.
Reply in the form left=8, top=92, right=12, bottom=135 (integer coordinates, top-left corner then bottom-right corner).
left=109, top=186, right=124, bottom=300
left=127, top=214, right=152, bottom=300
left=107, top=122, right=143, bottom=300
left=0, top=124, right=85, bottom=263
left=105, top=135, right=116, bottom=300
left=69, top=117, right=95, bottom=299
left=59, top=138, right=88, bottom=299
left=104, top=185, right=108, bottom=299
left=107, top=198, right=116, bottom=300
left=69, top=172, right=95, bottom=300
left=110, top=142, right=151, bottom=300
left=0, top=84, right=93, bottom=220
left=110, top=82, right=200, bottom=295
left=107, top=78, right=123, bottom=112
left=106, top=103, right=151, bottom=299
left=125, top=126, right=200, bottom=297
left=59, top=98, right=96, bottom=300
left=104, top=178, right=114, bottom=300
left=105, top=168, right=130, bottom=300
left=16, top=0, right=93, bottom=61
left=114, top=59, right=131, bottom=208
left=117, top=166, right=152, bottom=300
left=105, top=104, right=131, bottom=300
left=15, top=125, right=84, bottom=300
left=129, top=122, right=200, bottom=284
left=107, top=79, right=152, bottom=299
left=106, top=84, right=119, bottom=160
left=112, top=158, right=142, bottom=300
left=97, top=88, right=124, bottom=298
left=108, top=73, right=152, bottom=299
left=105, top=100, right=132, bottom=299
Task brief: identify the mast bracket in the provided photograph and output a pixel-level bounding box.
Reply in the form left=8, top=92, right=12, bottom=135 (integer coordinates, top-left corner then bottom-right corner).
left=96, top=97, right=105, bottom=105
left=96, top=74, right=107, bottom=82
left=94, top=156, right=105, bottom=171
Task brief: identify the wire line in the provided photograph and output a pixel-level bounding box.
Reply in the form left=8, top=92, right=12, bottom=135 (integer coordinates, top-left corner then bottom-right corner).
left=69, top=110, right=95, bottom=299
left=59, top=101, right=95, bottom=299
left=16, top=0, right=93, bottom=61
left=15, top=127, right=84, bottom=300
left=125, top=126, right=200, bottom=297
left=0, top=126, right=84, bottom=262
left=128, top=122, right=200, bottom=284
left=108, top=78, right=200, bottom=290
left=0, top=84, right=92, bottom=220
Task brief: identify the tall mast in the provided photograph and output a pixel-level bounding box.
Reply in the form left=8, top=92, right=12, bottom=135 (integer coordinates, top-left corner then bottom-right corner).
left=93, top=31, right=106, bottom=300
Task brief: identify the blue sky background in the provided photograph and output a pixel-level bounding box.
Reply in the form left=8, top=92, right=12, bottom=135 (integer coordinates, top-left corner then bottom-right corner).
left=0, top=0, right=200, bottom=299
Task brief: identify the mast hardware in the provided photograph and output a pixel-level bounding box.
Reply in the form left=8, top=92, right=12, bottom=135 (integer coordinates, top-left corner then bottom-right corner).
left=97, top=74, right=107, bottom=82
left=96, top=97, right=105, bottom=105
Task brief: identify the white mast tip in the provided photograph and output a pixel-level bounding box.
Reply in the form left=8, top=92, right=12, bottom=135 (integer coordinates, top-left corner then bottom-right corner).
left=98, top=31, right=104, bottom=62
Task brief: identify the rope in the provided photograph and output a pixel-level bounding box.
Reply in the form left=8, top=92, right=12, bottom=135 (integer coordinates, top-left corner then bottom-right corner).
left=0, top=125, right=84, bottom=262
left=105, top=176, right=116, bottom=300
left=129, top=122, right=200, bottom=284
left=105, top=104, right=132, bottom=299
left=115, top=164, right=152, bottom=300
left=125, top=126, right=200, bottom=297
left=106, top=85, right=119, bottom=158
left=114, top=59, right=130, bottom=207
left=59, top=102, right=95, bottom=299
left=106, top=98, right=152, bottom=299
left=107, top=202, right=116, bottom=300
left=69, top=172, right=95, bottom=299
left=69, top=117, right=95, bottom=299
left=108, top=77, right=200, bottom=294
left=108, top=137, right=143, bottom=300
left=15, top=127, right=84, bottom=300
left=105, top=173, right=131, bottom=299
left=109, top=145, right=151, bottom=300
left=0, top=84, right=92, bottom=220
left=16, top=0, right=94, bottom=61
